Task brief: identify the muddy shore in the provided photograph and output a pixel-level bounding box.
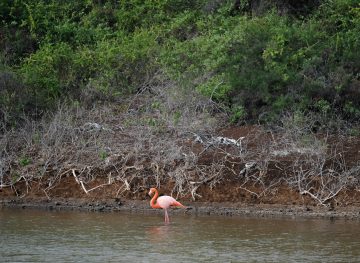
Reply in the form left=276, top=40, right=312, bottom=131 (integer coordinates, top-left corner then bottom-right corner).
left=1, top=197, right=360, bottom=220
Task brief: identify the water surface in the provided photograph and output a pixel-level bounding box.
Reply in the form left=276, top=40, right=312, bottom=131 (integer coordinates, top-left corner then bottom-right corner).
left=1, top=208, right=360, bottom=262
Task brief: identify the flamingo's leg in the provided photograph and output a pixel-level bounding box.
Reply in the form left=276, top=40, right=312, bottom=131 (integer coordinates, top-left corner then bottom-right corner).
left=164, top=209, right=170, bottom=224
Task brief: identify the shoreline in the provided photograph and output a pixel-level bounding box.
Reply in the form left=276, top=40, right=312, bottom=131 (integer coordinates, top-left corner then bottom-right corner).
left=1, top=197, right=360, bottom=220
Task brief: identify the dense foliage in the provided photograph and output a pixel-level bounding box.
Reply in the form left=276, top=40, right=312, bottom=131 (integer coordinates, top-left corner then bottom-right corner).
left=1, top=0, right=359, bottom=128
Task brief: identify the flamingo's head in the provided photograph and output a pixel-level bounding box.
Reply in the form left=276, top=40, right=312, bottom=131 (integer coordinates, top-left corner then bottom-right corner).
left=148, top=188, right=157, bottom=196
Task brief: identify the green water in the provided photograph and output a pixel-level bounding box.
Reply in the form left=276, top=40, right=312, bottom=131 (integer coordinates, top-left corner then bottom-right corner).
left=1, top=208, right=359, bottom=262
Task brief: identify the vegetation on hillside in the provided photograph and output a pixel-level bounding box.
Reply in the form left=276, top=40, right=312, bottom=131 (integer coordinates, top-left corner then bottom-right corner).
left=1, top=0, right=360, bottom=205
left=1, top=0, right=359, bottom=128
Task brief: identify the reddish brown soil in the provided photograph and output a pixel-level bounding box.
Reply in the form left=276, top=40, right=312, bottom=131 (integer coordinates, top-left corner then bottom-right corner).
left=1, top=126, right=360, bottom=219
left=1, top=174, right=359, bottom=206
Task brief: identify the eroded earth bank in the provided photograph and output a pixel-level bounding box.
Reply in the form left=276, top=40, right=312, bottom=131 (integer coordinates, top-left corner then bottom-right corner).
left=1, top=106, right=360, bottom=219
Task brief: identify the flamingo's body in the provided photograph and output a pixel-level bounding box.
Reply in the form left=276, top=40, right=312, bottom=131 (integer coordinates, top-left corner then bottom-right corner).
left=148, top=188, right=186, bottom=223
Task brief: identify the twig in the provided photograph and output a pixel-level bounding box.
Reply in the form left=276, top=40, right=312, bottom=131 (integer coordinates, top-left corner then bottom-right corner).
left=72, top=169, right=113, bottom=195
left=116, top=179, right=130, bottom=197
left=43, top=189, right=51, bottom=200
left=72, top=169, right=89, bottom=195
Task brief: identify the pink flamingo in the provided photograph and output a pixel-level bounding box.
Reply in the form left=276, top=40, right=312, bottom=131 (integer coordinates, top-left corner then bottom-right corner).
left=148, top=188, right=186, bottom=223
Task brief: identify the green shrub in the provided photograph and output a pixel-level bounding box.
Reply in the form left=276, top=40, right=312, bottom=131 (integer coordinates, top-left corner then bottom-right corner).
left=19, top=42, right=75, bottom=110
left=19, top=156, right=31, bottom=167
left=230, top=105, right=247, bottom=124
left=315, top=99, right=331, bottom=114
left=99, top=150, right=108, bottom=161
left=1, top=0, right=359, bottom=126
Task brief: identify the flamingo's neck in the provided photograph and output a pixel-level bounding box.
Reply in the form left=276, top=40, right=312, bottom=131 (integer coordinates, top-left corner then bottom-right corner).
left=150, top=189, right=161, bottom=209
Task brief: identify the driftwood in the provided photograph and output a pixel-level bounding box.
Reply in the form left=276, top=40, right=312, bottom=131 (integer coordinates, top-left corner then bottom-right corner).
left=72, top=169, right=113, bottom=195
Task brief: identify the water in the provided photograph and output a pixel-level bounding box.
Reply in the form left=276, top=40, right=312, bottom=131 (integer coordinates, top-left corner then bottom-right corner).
left=1, top=208, right=360, bottom=262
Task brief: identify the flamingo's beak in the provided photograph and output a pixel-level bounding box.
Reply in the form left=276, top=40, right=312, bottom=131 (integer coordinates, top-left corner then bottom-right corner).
left=148, top=190, right=152, bottom=196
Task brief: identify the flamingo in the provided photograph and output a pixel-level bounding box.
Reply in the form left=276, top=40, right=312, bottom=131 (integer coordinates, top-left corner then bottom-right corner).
left=148, top=188, right=186, bottom=223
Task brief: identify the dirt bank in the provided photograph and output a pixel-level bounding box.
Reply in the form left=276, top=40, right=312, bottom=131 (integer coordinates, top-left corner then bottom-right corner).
left=1, top=175, right=360, bottom=220
left=1, top=124, right=360, bottom=219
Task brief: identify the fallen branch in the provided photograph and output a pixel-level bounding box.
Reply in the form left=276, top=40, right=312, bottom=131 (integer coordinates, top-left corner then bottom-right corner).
left=238, top=185, right=260, bottom=198
left=300, top=186, right=343, bottom=207
left=43, top=189, right=51, bottom=200
left=72, top=169, right=88, bottom=194
left=72, top=169, right=113, bottom=195
left=116, top=179, right=131, bottom=197
left=189, top=182, right=202, bottom=201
